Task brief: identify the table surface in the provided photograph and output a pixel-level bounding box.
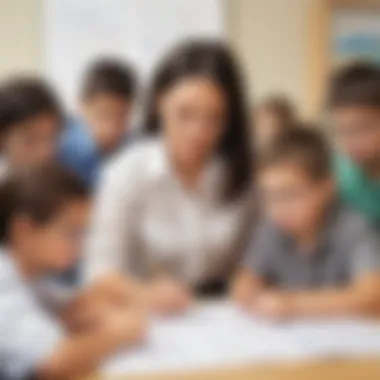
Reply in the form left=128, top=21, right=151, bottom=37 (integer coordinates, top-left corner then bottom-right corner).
left=85, top=357, right=380, bottom=379
left=84, top=299, right=380, bottom=380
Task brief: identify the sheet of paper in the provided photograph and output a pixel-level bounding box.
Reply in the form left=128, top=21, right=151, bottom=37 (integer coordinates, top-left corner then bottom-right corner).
left=102, top=302, right=308, bottom=375
left=285, top=319, right=380, bottom=357
left=103, top=301, right=380, bottom=375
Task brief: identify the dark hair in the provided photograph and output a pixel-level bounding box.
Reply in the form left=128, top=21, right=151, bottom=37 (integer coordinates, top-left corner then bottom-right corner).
left=0, top=165, right=89, bottom=243
left=327, top=62, right=380, bottom=109
left=81, top=58, right=136, bottom=100
left=256, top=95, right=297, bottom=127
left=0, top=77, right=62, bottom=137
left=143, top=39, right=253, bottom=203
left=259, top=125, right=332, bottom=181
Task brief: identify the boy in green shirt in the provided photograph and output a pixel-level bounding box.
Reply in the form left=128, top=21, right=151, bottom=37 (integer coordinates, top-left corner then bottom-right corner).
left=328, top=63, right=380, bottom=227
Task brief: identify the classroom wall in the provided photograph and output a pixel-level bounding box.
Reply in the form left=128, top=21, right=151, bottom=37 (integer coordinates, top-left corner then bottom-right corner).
left=228, top=0, right=316, bottom=116
left=0, top=0, right=316, bottom=116
left=0, top=0, right=43, bottom=77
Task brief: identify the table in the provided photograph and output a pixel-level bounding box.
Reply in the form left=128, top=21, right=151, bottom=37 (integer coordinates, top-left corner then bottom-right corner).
left=86, top=358, right=380, bottom=379
left=84, top=298, right=380, bottom=380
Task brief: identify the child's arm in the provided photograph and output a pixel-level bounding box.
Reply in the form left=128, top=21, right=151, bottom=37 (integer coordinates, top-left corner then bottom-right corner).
left=230, top=220, right=275, bottom=309
left=253, top=219, right=380, bottom=320
left=289, top=273, right=380, bottom=318
left=253, top=274, right=380, bottom=320
left=0, top=288, right=146, bottom=380
left=230, top=268, right=266, bottom=309
left=60, top=274, right=145, bottom=332
left=144, top=275, right=193, bottom=315
left=37, top=307, right=146, bottom=380
left=287, top=225, right=380, bottom=318
left=63, top=273, right=193, bottom=323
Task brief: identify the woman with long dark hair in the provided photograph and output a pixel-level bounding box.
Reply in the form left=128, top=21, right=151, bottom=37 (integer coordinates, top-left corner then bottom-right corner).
left=85, top=40, right=254, bottom=311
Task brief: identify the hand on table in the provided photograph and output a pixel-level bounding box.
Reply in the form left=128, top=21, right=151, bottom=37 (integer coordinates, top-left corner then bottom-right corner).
left=230, top=270, right=257, bottom=310
left=146, top=275, right=193, bottom=316
left=251, top=291, right=295, bottom=321
left=101, top=305, right=148, bottom=346
left=88, top=273, right=142, bottom=306
left=62, top=273, right=144, bottom=333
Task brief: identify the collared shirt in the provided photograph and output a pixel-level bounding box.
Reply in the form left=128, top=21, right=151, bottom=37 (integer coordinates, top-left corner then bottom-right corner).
left=335, top=154, right=380, bottom=228
left=0, top=252, right=63, bottom=379
left=59, top=117, right=130, bottom=189
left=243, top=202, right=380, bottom=290
left=85, top=138, right=253, bottom=286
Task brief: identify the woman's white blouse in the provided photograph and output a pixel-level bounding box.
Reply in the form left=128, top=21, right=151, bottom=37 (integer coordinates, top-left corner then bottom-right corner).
left=85, top=139, right=252, bottom=286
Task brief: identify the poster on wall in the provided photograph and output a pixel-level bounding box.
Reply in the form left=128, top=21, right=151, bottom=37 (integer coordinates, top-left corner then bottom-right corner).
left=332, top=8, right=380, bottom=66
left=44, top=0, right=226, bottom=108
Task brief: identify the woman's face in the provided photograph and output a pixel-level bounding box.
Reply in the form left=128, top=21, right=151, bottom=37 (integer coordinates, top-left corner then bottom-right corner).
left=159, top=76, right=227, bottom=168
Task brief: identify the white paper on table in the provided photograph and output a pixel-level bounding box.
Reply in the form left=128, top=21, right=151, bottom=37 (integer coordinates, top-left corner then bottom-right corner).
left=284, top=318, right=380, bottom=358
left=103, top=301, right=380, bottom=375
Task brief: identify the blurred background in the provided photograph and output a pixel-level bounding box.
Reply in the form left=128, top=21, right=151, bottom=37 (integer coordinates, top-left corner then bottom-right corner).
left=0, top=0, right=379, bottom=119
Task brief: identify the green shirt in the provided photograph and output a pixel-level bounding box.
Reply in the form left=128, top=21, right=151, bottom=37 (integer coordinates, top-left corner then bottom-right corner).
left=335, top=155, right=380, bottom=227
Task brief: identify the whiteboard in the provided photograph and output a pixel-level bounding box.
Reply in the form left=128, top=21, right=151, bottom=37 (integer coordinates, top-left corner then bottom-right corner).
left=44, top=0, right=226, bottom=108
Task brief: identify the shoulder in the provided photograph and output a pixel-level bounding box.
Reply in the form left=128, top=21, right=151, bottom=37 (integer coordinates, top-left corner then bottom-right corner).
left=100, top=137, right=163, bottom=189
left=0, top=252, right=21, bottom=289
left=334, top=154, right=361, bottom=189
left=334, top=203, right=376, bottom=240
left=248, top=218, right=282, bottom=249
left=60, top=118, right=91, bottom=151
left=243, top=218, right=281, bottom=268
left=60, top=117, right=80, bottom=141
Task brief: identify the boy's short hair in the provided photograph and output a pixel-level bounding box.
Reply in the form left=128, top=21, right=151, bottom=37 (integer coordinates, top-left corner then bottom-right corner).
left=327, top=62, right=380, bottom=109
left=256, top=95, right=296, bottom=126
left=0, top=77, right=62, bottom=136
left=0, top=164, right=89, bottom=242
left=259, top=125, right=332, bottom=181
left=81, top=58, right=136, bottom=100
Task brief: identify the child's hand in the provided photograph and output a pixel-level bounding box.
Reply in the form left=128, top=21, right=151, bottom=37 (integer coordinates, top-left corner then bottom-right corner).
left=146, top=276, right=192, bottom=315
left=230, top=269, right=255, bottom=310
left=62, top=274, right=143, bottom=333
left=103, top=306, right=148, bottom=346
left=252, top=292, right=294, bottom=320
left=90, top=273, right=141, bottom=307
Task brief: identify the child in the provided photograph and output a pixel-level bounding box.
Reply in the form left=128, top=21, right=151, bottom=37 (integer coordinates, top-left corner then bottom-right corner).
left=0, top=77, right=62, bottom=178
left=329, top=63, right=380, bottom=227
left=0, top=165, right=145, bottom=379
left=253, top=95, right=296, bottom=154
left=231, top=127, right=380, bottom=320
left=59, top=58, right=136, bottom=188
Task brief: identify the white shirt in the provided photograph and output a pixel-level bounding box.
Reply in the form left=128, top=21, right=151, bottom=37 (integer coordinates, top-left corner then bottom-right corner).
left=85, top=138, right=253, bottom=285
left=0, top=252, right=63, bottom=379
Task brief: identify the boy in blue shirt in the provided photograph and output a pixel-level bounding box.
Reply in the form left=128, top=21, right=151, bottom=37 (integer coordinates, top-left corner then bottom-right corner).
left=60, top=58, right=136, bottom=188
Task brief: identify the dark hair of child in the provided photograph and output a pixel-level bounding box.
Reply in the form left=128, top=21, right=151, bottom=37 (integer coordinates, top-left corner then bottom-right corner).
left=81, top=58, right=137, bottom=100
left=256, top=95, right=297, bottom=127
left=0, top=77, right=63, bottom=137
left=259, top=124, right=332, bottom=181
left=0, top=165, right=89, bottom=243
left=327, top=62, right=380, bottom=109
